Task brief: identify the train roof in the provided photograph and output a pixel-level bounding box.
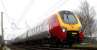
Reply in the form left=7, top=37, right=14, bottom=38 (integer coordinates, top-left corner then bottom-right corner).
left=58, top=10, right=74, bottom=15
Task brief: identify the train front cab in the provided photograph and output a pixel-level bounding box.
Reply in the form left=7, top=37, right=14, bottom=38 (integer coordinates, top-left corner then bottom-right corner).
left=49, top=11, right=84, bottom=46
left=57, top=11, right=84, bottom=44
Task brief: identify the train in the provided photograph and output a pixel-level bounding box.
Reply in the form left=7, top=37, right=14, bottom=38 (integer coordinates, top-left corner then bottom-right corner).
left=8, top=10, right=84, bottom=46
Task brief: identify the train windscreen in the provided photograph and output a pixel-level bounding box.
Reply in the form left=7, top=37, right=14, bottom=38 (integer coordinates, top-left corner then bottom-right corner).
left=59, top=11, right=78, bottom=24
left=63, top=14, right=78, bottom=24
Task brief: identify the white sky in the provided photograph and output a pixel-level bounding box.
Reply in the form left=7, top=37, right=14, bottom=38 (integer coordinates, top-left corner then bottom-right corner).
left=0, top=0, right=97, bottom=40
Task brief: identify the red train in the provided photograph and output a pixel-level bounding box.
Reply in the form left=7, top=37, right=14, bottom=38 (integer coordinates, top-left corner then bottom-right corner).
left=8, top=10, right=84, bottom=46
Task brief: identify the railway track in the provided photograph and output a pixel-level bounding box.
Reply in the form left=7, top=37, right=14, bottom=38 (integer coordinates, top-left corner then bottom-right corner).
left=7, top=37, right=97, bottom=50
left=8, top=44, right=97, bottom=50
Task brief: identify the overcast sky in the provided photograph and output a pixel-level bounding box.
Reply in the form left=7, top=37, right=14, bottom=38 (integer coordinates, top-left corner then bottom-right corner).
left=0, top=0, right=97, bottom=40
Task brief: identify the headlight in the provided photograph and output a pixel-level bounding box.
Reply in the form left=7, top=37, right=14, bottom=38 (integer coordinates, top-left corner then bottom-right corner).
left=62, top=29, right=66, bottom=32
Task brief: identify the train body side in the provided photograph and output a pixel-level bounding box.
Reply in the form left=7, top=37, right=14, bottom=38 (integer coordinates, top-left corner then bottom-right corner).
left=8, top=19, right=49, bottom=44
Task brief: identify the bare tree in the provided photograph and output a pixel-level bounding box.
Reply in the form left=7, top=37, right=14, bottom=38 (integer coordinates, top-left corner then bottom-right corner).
left=74, top=1, right=96, bottom=36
